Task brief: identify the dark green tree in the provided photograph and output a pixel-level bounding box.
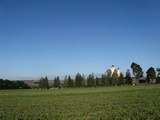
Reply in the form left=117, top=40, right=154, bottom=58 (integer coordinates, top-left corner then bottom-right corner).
left=156, top=68, right=160, bottom=84
left=44, top=76, right=49, bottom=89
left=101, top=74, right=106, bottom=86
left=125, top=69, right=132, bottom=84
left=0, top=79, right=30, bottom=89
left=75, top=73, right=83, bottom=87
left=101, top=69, right=113, bottom=86
left=53, top=76, right=61, bottom=88
left=39, top=77, right=44, bottom=89
left=118, top=73, right=125, bottom=85
left=3, top=79, right=13, bottom=89
left=95, top=77, right=101, bottom=86
left=106, top=69, right=112, bottom=86
left=131, top=62, right=143, bottom=79
left=39, top=76, right=49, bottom=89
left=156, top=77, right=160, bottom=84
left=68, top=75, right=74, bottom=87
left=63, top=75, right=68, bottom=88
left=87, top=73, right=95, bottom=87
left=101, top=69, right=112, bottom=86
left=0, top=79, right=4, bottom=89
left=146, top=67, right=156, bottom=83
left=82, top=74, right=86, bottom=87
left=112, top=69, right=118, bottom=86
left=15, top=81, right=30, bottom=89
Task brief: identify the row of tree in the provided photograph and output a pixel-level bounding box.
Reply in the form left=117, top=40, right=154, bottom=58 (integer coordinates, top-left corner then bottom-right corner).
left=43, top=71, right=132, bottom=89
left=61, top=69, right=132, bottom=88
left=0, top=62, right=159, bottom=89
left=0, top=79, right=30, bottom=89
left=131, top=62, right=160, bottom=83
left=39, top=62, right=160, bottom=89
left=39, top=76, right=49, bottom=89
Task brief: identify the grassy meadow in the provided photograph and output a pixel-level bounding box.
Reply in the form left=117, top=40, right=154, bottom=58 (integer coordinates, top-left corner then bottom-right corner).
left=0, top=85, right=160, bottom=120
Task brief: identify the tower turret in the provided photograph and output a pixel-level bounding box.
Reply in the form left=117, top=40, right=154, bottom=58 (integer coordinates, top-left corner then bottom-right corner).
left=111, top=65, right=115, bottom=76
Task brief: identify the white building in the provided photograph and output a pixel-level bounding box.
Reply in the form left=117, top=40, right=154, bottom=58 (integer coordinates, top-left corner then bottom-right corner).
left=111, top=65, right=116, bottom=76
left=111, top=65, right=120, bottom=77
left=117, top=68, right=120, bottom=77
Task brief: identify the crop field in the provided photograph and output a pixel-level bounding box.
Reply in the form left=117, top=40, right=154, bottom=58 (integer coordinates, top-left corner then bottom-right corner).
left=0, top=85, right=160, bottom=120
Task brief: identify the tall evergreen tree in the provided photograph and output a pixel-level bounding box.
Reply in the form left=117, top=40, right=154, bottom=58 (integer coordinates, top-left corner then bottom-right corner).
left=118, top=73, right=124, bottom=85
left=112, top=69, right=118, bottom=86
left=44, top=76, right=49, bottom=89
left=125, top=69, right=132, bottom=84
left=63, top=75, right=68, bottom=88
left=82, top=74, right=86, bottom=87
left=101, top=69, right=112, bottom=87
left=95, top=77, right=101, bottom=86
left=39, top=77, right=43, bottom=89
left=101, top=74, right=106, bottom=86
left=87, top=73, right=95, bottom=87
left=53, top=76, right=61, bottom=88
left=39, top=76, right=49, bottom=89
left=106, top=69, right=112, bottom=86
left=75, top=73, right=83, bottom=87
left=68, top=75, right=74, bottom=87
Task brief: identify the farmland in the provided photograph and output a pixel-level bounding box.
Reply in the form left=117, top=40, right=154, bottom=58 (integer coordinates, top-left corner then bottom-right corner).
left=0, top=85, right=160, bottom=119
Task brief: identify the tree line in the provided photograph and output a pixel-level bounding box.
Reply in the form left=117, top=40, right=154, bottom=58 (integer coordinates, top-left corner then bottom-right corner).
left=0, top=79, right=30, bottom=89
left=1, top=62, right=159, bottom=89
left=39, top=62, right=160, bottom=89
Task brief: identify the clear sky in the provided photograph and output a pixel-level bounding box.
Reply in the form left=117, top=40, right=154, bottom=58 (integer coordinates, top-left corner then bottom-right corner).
left=0, top=0, right=160, bottom=80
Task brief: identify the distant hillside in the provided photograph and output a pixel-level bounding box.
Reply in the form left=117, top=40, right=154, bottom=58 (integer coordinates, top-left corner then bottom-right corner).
left=23, top=80, right=54, bottom=88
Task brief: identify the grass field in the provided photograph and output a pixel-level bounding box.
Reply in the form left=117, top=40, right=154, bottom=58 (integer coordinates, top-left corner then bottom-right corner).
left=0, top=85, right=160, bottom=120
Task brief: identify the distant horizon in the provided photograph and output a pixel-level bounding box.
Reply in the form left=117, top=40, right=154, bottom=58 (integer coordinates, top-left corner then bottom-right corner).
left=1, top=0, right=160, bottom=80
left=1, top=64, right=159, bottom=80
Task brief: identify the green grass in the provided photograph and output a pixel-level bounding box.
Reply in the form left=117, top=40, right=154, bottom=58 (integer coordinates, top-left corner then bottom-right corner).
left=0, top=85, right=160, bottom=120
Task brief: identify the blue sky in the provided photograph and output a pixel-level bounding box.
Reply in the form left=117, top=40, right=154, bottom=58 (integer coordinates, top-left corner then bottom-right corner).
left=0, top=0, right=160, bottom=80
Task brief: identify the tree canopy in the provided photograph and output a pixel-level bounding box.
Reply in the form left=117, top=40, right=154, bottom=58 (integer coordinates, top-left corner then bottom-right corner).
left=2, top=62, right=160, bottom=90
left=75, top=73, right=84, bottom=87
left=146, top=67, right=156, bottom=83
left=131, top=62, right=143, bottom=79
left=0, top=79, right=30, bottom=89
left=87, top=73, right=95, bottom=87
left=125, top=69, right=132, bottom=84
left=39, top=76, right=49, bottom=89
left=53, top=76, right=61, bottom=88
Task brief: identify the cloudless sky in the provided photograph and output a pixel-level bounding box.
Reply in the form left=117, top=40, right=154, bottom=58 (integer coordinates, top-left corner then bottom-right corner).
left=0, top=0, right=160, bottom=80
